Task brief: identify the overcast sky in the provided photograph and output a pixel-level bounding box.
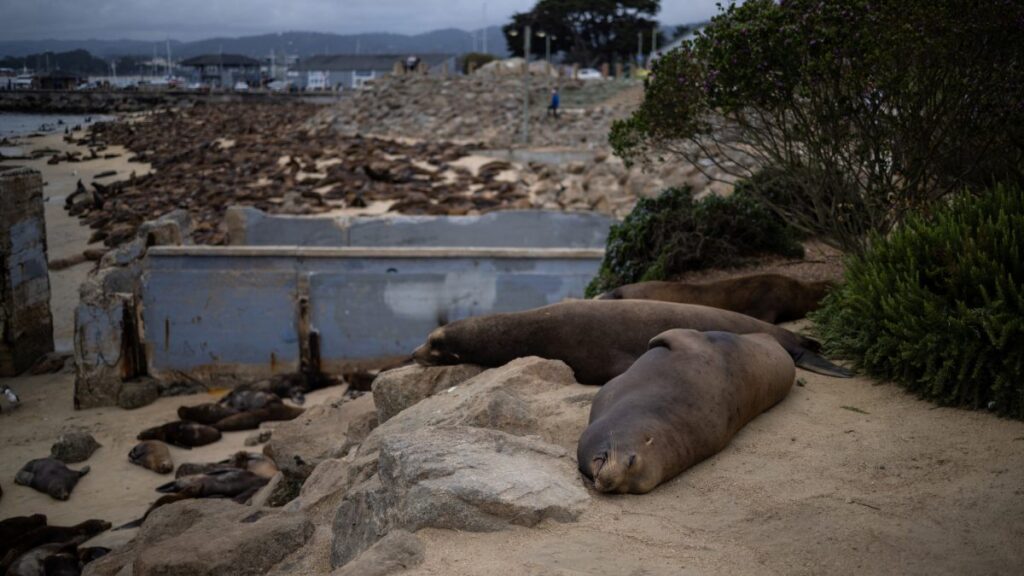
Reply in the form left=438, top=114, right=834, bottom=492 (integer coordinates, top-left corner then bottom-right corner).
left=0, top=0, right=724, bottom=41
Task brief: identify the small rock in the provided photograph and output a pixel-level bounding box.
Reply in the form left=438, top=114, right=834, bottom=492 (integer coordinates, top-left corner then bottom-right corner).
left=51, top=431, right=101, bottom=463
left=331, top=530, right=425, bottom=576
left=117, top=379, right=159, bottom=410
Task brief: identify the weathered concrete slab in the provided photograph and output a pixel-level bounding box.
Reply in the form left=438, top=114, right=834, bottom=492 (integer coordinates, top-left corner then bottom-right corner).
left=141, top=246, right=601, bottom=384
left=226, top=207, right=615, bottom=249
left=0, top=167, right=53, bottom=375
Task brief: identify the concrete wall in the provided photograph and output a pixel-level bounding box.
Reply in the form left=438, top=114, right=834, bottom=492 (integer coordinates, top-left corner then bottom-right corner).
left=226, top=208, right=615, bottom=249
left=141, top=246, right=603, bottom=385
left=0, top=167, right=53, bottom=375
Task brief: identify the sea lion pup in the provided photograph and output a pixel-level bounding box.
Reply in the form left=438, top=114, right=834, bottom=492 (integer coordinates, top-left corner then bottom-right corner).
left=137, top=421, right=221, bottom=448
left=578, top=330, right=796, bottom=494
left=177, top=402, right=239, bottom=426
left=14, top=458, right=90, bottom=501
left=211, top=402, right=305, bottom=432
left=128, top=441, right=174, bottom=474
left=412, top=300, right=851, bottom=383
left=598, top=274, right=835, bottom=324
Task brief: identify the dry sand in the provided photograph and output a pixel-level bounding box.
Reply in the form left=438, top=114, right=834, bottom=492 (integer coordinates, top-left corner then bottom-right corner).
left=1, top=126, right=1022, bottom=575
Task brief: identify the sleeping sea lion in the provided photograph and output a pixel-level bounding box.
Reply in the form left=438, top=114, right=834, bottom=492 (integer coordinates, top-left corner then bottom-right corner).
left=7, top=541, right=81, bottom=576
left=0, top=520, right=110, bottom=574
left=0, top=515, right=48, bottom=557
left=177, top=403, right=239, bottom=426
left=412, top=300, right=851, bottom=383
left=211, top=402, right=305, bottom=432
left=156, top=468, right=269, bottom=500
left=218, top=390, right=279, bottom=412
left=175, top=451, right=278, bottom=479
left=137, top=421, right=221, bottom=448
left=128, top=441, right=174, bottom=474
left=578, top=329, right=796, bottom=494
left=14, top=458, right=90, bottom=500
left=598, top=273, right=835, bottom=323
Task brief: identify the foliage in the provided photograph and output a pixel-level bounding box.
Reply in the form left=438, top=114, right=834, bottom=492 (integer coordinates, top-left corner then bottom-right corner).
left=461, top=52, right=496, bottom=74
left=585, top=186, right=804, bottom=296
left=811, top=184, right=1024, bottom=419
left=0, top=49, right=111, bottom=75
left=504, top=0, right=666, bottom=66
left=611, top=0, right=1024, bottom=252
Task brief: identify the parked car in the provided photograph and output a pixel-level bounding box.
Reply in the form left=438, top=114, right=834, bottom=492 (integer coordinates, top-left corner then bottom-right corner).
left=577, top=68, right=605, bottom=80
left=233, top=81, right=250, bottom=92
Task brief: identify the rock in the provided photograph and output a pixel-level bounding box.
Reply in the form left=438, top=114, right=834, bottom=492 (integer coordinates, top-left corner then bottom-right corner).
left=103, top=499, right=314, bottom=576
left=371, top=363, right=485, bottom=423
left=117, top=378, right=159, bottom=410
left=331, top=530, right=425, bottom=576
left=244, top=430, right=273, bottom=446
left=51, top=430, right=101, bottom=463
left=99, top=237, right=146, bottom=268
left=331, top=425, right=589, bottom=568
left=263, top=394, right=378, bottom=480
left=250, top=472, right=284, bottom=508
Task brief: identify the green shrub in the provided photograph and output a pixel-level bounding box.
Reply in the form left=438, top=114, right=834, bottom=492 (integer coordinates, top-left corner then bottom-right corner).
left=811, top=184, right=1024, bottom=418
left=461, top=52, right=497, bottom=74
left=585, top=186, right=804, bottom=297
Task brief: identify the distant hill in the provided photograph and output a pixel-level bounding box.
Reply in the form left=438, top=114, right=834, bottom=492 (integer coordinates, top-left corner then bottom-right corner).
left=0, top=28, right=510, bottom=60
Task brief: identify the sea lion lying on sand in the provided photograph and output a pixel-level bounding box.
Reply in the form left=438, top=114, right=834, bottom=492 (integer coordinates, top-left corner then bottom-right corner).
left=128, top=441, right=174, bottom=474
left=578, top=329, right=796, bottom=494
left=137, top=421, right=221, bottom=448
left=0, top=519, right=110, bottom=574
left=413, top=300, right=851, bottom=383
left=14, top=458, right=90, bottom=501
left=179, top=398, right=304, bottom=431
left=598, top=273, right=835, bottom=323
left=0, top=515, right=48, bottom=558
left=177, top=402, right=239, bottom=426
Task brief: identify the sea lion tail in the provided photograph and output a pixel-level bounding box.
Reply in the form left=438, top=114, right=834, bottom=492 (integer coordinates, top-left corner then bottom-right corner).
left=793, top=350, right=854, bottom=378
left=114, top=518, right=144, bottom=531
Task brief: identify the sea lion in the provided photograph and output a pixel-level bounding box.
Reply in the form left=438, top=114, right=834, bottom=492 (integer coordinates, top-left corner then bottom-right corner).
left=412, top=300, right=851, bottom=383
left=156, top=468, right=269, bottom=502
left=211, top=402, right=305, bottom=432
left=7, top=541, right=81, bottom=576
left=137, top=421, right=221, bottom=448
left=598, top=274, right=835, bottom=324
left=578, top=329, right=796, bottom=494
left=128, top=441, right=174, bottom=474
left=14, top=458, right=90, bottom=501
left=218, top=390, right=279, bottom=412
left=177, top=403, right=239, bottom=425
left=0, top=520, right=110, bottom=574
left=175, top=451, right=279, bottom=480
left=0, top=515, right=48, bottom=558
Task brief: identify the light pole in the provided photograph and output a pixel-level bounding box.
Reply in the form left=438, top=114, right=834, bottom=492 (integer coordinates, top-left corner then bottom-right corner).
left=509, top=25, right=533, bottom=145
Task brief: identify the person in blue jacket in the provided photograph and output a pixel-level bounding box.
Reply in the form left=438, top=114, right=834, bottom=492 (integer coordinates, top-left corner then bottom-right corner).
left=547, top=88, right=560, bottom=119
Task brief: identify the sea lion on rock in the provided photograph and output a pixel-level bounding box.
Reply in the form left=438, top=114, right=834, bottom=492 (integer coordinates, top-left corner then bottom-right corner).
left=177, top=403, right=239, bottom=425
left=412, top=300, right=851, bottom=383
left=14, top=458, right=90, bottom=501
left=156, top=468, right=269, bottom=500
left=137, top=421, right=221, bottom=448
left=578, top=329, right=796, bottom=494
left=128, top=441, right=174, bottom=474
left=598, top=274, right=835, bottom=324
left=175, top=451, right=279, bottom=479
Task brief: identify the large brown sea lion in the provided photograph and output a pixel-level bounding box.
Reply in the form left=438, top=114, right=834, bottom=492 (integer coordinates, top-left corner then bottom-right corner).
left=14, top=458, right=90, bottom=501
left=598, top=274, right=835, bottom=323
left=137, top=421, right=221, bottom=448
left=0, top=515, right=48, bottom=558
left=578, top=329, right=796, bottom=494
left=177, top=403, right=239, bottom=426
left=412, top=300, right=851, bottom=383
left=128, top=441, right=174, bottom=474
left=211, top=402, right=305, bottom=432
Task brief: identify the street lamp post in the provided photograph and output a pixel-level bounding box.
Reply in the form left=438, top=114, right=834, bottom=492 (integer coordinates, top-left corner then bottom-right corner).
left=509, top=25, right=533, bottom=145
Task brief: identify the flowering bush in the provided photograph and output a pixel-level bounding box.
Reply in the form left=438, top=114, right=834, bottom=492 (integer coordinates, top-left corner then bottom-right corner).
left=611, top=0, right=1024, bottom=252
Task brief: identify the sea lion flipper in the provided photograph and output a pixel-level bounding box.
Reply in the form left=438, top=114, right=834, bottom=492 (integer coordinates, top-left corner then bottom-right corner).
left=78, top=465, right=91, bottom=477
left=14, top=470, right=33, bottom=486
left=793, top=350, right=853, bottom=378
left=155, top=480, right=178, bottom=494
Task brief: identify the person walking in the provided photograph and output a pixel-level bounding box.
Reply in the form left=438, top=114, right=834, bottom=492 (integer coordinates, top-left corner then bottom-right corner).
left=547, top=88, right=560, bottom=119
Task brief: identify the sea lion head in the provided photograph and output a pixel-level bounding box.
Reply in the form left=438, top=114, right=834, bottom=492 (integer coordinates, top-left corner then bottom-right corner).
left=577, top=420, right=664, bottom=494
left=412, top=327, right=462, bottom=365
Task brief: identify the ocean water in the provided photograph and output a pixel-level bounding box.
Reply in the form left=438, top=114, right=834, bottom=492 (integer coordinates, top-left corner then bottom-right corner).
left=0, top=112, right=110, bottom=138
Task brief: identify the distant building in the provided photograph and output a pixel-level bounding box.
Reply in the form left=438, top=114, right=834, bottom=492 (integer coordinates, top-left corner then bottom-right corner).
left=180, top=54, right=262, bottom=88
left=0, top=68, right=14, bottom=91
left=31, top=71, right=84, bottom=90
left=294, top=54, right=457, bottom=90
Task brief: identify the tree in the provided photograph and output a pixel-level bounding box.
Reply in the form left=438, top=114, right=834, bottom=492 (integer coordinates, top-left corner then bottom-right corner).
left=611, top=0, right=1024, bottom=252
left=503, top=0, right=665, bottom=66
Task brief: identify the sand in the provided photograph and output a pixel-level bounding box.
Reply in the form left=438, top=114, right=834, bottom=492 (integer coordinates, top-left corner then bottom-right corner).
left=1, top=125, right=1022, bottom=575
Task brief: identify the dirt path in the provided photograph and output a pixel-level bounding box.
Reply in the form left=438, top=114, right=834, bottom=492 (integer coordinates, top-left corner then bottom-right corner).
left=409, top=359, right=1024, bottom=575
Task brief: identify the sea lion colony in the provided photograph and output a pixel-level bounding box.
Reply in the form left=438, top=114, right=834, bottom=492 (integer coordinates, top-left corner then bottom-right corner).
left=2, top=277, right=848, bottom=566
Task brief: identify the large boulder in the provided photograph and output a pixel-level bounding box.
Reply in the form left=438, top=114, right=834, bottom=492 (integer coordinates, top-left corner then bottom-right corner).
left=371, top=363, right=485, bottom=423
left=263, top=394, right=378, bottom=480
left=331, top=425, right=589, bottom=568
left=331, top=530, right=425, bottom=576
left=87, top=500, right=313, bottom=576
